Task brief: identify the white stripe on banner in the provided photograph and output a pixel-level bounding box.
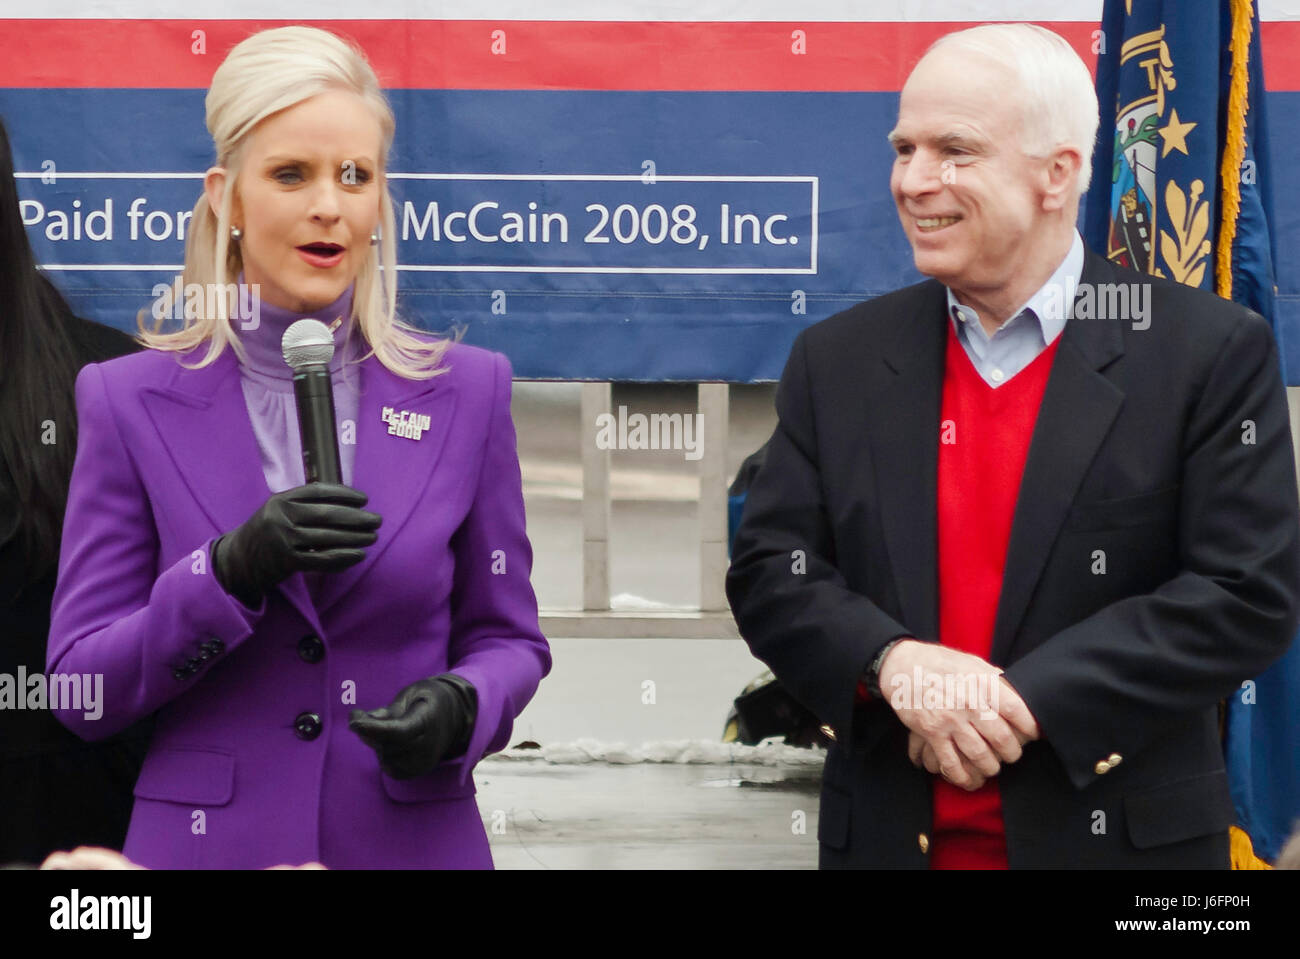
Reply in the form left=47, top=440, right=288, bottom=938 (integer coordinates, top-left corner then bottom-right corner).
left=7, top=1, right=1299, bottom=21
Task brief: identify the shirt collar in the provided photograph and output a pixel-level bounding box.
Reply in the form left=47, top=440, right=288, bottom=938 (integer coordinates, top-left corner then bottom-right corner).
left=945, top=230, right=1084, bottom=345
left=232, top=271, right=358, bottom=381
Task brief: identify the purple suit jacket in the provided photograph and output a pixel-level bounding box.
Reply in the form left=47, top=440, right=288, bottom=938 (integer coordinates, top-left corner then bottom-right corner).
left=46, top=339, right=550, bottom=869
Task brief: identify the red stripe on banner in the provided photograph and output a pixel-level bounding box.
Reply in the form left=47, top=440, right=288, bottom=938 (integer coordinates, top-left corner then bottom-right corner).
left=1263, top=22, right=1300, bottom=92
left=0, top=20, right=1296, bottom=92
left=0, top=19, right=1091, bottom=91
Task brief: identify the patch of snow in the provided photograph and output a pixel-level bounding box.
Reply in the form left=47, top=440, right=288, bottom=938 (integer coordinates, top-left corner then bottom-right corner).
left=487, top=737, right=826, bottom=766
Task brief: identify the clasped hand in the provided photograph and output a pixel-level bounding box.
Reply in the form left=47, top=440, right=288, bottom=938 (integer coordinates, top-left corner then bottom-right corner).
left=349, top=675, right=478, bottom=780
left=878, top=639, right=1040, bottom=791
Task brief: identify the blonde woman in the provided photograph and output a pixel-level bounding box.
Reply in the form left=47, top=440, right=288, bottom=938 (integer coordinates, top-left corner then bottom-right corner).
left=46, top=26, right=550, bottom=869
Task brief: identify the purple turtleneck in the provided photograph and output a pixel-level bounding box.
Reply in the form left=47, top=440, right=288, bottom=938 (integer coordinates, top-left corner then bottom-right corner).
left=234, top=275, right=362, bottom=493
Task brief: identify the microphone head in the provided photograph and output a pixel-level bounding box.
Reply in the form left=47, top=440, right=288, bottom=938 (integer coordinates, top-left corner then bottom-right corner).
left=281, top=318, right=335, bottom=371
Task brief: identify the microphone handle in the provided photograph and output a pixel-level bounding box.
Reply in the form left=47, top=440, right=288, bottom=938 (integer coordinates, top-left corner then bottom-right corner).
left=292, top=365, right=342, bottom=485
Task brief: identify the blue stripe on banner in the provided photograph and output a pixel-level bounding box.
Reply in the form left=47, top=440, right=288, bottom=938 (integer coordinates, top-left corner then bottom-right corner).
left=1270, top=92, right=1300, bottom=387
left=3, top=87, right=1299, bottom=381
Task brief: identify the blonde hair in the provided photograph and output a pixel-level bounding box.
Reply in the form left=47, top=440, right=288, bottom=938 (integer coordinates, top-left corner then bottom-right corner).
left=138, top=25, right=449, bottom=379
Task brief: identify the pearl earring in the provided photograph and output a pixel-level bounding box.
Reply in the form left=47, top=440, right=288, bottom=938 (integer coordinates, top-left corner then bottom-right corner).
left=230, top=226, right=242, bottom=241
left=370, top=233, right=379, bottom=245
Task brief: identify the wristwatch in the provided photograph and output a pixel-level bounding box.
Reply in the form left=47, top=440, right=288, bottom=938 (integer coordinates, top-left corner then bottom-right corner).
left=863, top=637, right=908, bottom=700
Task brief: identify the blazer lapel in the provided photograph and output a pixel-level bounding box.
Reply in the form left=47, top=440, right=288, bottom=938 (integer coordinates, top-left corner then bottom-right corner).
left=140, top=350, right=324, bottom=636
left=869, top=281, right=948, bottom=641
left=989, top=250, right=1127, bottom=665
left=313, top=353, right=459, bottom=613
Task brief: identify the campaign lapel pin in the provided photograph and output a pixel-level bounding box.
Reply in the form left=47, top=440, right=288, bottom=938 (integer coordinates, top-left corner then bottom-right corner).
left=382, top=405, right=431, bottom=441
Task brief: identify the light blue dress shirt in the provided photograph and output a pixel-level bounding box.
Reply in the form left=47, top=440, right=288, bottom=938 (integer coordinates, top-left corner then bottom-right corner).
left=945, top=231, right=1084, bottom=388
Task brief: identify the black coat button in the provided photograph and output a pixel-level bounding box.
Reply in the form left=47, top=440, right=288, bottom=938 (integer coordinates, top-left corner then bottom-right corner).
left=172, top=668, right=188, bottom=681
left=185, top=657, right=202, bottom=671
left=297, top=635, right=325, bottom=664
left=294, top=712, right=322, bottom=741
left=201, top=638, right=225, bottom=656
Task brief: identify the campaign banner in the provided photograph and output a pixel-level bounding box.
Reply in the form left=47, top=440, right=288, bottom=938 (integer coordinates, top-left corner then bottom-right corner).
left=1, top=2, right=1298, bottom=380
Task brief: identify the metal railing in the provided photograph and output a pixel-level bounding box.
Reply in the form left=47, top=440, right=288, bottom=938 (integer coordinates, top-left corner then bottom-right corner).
left=537, top=382, right=740, bottom=639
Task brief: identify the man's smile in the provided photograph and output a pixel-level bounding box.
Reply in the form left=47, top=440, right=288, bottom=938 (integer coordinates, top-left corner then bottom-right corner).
left=914, top=215, right=963, bottom=232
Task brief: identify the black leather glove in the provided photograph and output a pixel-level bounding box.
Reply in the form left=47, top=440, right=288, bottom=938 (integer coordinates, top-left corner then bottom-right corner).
left=349, top=674, right=478, bottom=779
left=211, top=483, right=382, bottom=607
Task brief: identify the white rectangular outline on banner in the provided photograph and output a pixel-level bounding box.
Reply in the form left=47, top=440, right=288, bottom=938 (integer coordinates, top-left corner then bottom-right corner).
left=18, top=172, right=819, bottom=276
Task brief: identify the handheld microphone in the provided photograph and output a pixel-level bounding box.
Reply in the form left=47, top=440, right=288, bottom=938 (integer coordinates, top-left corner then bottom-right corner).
left=281, top=319, right=341, bottom=485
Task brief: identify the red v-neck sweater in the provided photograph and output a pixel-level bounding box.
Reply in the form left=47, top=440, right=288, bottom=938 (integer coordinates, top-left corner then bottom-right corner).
left=930, top=318, right=1062, bottom=869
